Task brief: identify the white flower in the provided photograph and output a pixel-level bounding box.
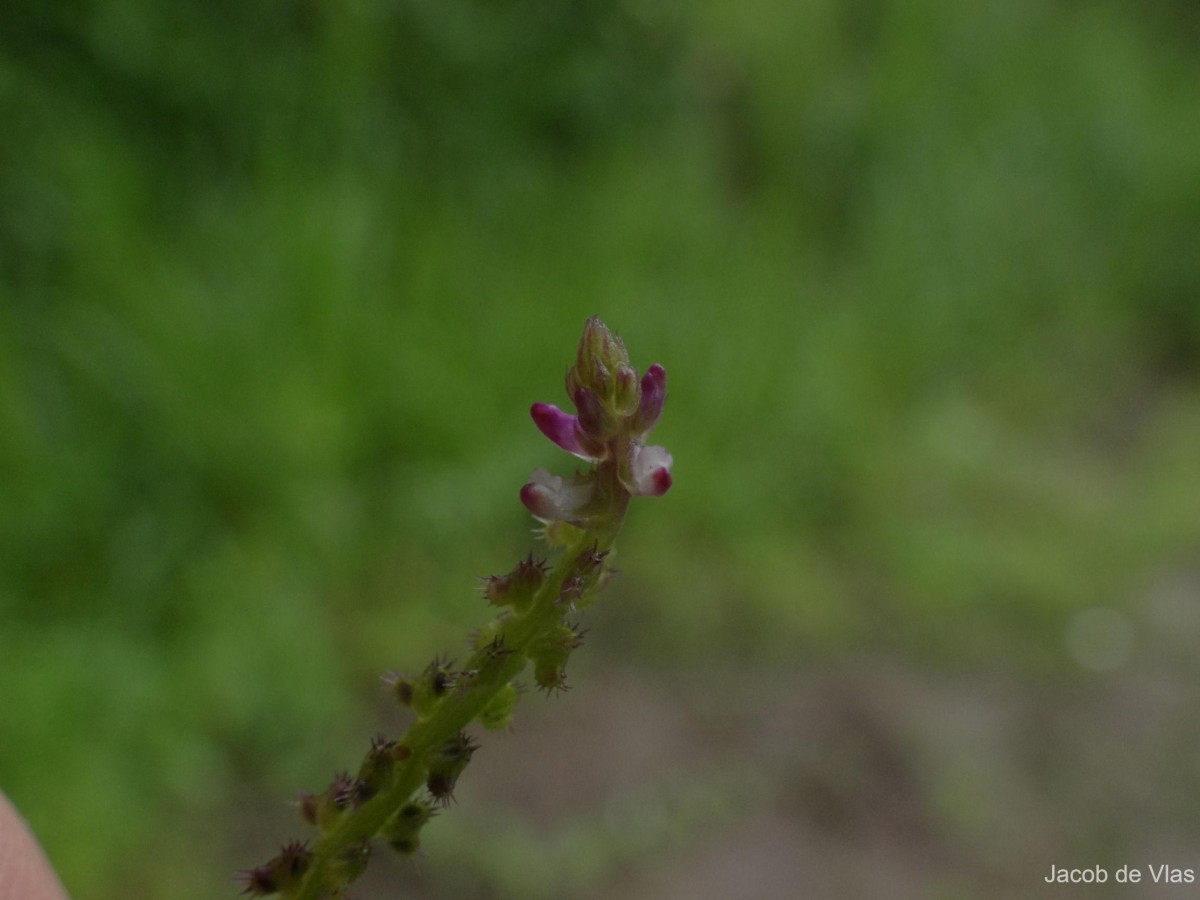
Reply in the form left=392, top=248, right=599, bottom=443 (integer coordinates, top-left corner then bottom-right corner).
left=519, top=468, right=595, bottom=521
left=626, top=444, right=673, bottom=496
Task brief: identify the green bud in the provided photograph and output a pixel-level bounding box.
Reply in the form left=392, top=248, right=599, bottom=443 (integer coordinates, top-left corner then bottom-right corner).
left=529, top=624, right=585, bottom=692
left=562, top=544, right=611, bottom=609
left=384, top=672, right=416, bottom=707
left=567, top=316, right=631, bottom=406
left=384, top=800, right=434, bottom=858
left=238, top=841, right=313, bottom=896
left=573, top=386, right=616, bottom=442
left=407, top=657, right=456, bottom=718
left=481, top=554, right=547, bottom=613
left=354, top=736, right=408, bottom=803
left=388, top=833, right=421, bottom=857
left=614, top=363, right=640, bottom=415
left=298, top=771, right=356, bottom=830
left=471, top=619, right=504, bottom=653
left=534, top=659, right=569, bottom=693
left=478, top=682, right=520, bottom=731
left=467, top=630, right=516, bottom=675
left=426, top=732, right=479, bottom=804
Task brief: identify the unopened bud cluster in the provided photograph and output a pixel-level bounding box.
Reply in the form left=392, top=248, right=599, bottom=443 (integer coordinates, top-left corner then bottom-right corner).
left=241, top=317, right=672, bottom=898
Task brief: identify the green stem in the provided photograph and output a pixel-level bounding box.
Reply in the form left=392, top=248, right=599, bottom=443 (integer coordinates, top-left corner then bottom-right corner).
left=289, top=515, right=623, bottom=900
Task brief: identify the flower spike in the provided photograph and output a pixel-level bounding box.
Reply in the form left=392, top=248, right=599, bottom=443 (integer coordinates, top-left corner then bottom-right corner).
left=526, top=317, right=673, bottom=511
left=246, top=316, right=673, bottom=900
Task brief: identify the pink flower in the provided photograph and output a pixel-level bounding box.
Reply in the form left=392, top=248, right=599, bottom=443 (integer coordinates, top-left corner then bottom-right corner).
left=526, top=321, right=672, bottom=514
left=520, top=468, right=595, bottom=521
left=624, top=444, right=673, bottom=496
left=530, top=403, right=605, bottom=462
left=630, top=364, right=667, bottom=437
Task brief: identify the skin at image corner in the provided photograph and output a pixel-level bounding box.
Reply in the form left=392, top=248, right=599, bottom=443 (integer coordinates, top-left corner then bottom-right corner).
left=0, top=792, right=70, bottom=900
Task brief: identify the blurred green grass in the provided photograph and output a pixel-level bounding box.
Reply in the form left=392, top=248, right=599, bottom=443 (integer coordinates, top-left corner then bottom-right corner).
left=2, top=1, right=1199, bottom=897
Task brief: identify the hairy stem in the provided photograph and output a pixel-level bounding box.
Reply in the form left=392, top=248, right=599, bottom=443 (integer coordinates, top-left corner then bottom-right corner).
left=290, top=518, right=621, bottom=900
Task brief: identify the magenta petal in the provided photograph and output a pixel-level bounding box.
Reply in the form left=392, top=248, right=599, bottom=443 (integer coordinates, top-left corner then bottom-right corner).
left=572, top=386, right=611, bottom=441
left=631, top=364, right=667, bottom=436
left=520, top=481, right=555, bottom=519
left=649, top=466, right=673, bottom=496
left=531, top=402, right=605, bottom=461
left=530, top=403, right=585, bottom=455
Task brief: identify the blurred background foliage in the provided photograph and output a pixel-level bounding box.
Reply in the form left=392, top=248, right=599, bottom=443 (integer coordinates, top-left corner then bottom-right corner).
left=2, top=0, right=1199, bottom=897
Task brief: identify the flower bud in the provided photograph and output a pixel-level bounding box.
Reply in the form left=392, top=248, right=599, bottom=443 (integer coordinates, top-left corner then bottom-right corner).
left=529, top=624, right=584, bottom=693
left=383, top=672, right=416, bottom=707
left=384, top=800, right=434, bottom=858
left=426, top=732, right=479, bottom=804
left=478, top=682, right=520, bottom=731
left=614, top=363, right=640, bottom=415
left=534, top=660, right=569, bottom=694
left=391, top=658, right=456, bottom=718
left=298, top=771, right=356, bottom=830
left=567, top=316, right=631, bottom=405
left=588, top=359, right=613, bottom=401
left=469, top=634, right=515, bottom=675
left=572, top=386, right=615, bottom=441
left=630, top=364, right=667, bottom=437
left=354, top=735, right=408, bottom=804
left=561, top=545, right=611, bottom=609
left=481, top=553, right=547, bottom=612
left=530, top=403, right=603, bottom=461
left=623, top=444, right=673, bottom=496
left=238, top=841, right=313, bottom=896
left=520, top=468, right=594, bottom=522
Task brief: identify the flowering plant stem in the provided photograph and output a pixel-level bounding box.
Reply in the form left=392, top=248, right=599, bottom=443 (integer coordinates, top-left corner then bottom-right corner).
left=294, top=528, right=614, bottom=899
left=241, top=317, right=672, bottom=898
